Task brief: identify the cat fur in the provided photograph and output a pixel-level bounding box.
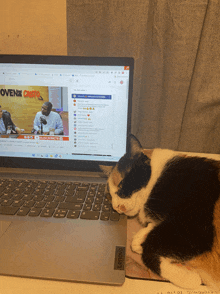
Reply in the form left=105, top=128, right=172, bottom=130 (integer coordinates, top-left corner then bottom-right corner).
left=101, top=135, right=220, bottom=290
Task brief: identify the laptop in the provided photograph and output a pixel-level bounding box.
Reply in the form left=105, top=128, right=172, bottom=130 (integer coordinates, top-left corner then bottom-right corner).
left=0, top=55, right=134, bottom=285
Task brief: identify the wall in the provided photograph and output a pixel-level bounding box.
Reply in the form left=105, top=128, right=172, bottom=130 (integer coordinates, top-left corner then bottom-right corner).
left=0, top=0, right=67, bottom=55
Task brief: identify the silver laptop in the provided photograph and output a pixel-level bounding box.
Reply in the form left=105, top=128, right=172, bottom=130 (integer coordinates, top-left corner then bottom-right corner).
left=0, top=55, right=134, bottom=285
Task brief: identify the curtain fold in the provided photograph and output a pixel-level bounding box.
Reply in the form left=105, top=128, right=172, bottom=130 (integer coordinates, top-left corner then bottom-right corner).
left=178, top=0, right=220, bottom=153
left=136, top=0, right=208, bottom=150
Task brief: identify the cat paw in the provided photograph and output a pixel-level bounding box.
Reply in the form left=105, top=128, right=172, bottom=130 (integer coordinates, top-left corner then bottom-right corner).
left=131, top=238, right=143, bottom=254
left=130, top=225, right=154, bottom=255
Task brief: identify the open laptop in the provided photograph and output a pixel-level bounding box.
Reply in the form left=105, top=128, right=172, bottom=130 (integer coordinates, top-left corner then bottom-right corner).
left=0, top=55, right=134, bottom=285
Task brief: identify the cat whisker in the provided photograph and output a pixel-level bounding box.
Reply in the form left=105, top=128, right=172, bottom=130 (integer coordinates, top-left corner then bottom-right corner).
left=145, top=207, right=164, bottom=222
left=148, top=197, right=167, bottom=203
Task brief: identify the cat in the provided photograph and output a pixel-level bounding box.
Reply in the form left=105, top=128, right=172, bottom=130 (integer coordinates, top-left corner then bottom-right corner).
left=100, top=134, right=220, bottom=290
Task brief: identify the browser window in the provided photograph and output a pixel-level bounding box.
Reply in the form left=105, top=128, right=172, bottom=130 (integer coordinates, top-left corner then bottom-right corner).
left=0, top=63, right=130, bottom=162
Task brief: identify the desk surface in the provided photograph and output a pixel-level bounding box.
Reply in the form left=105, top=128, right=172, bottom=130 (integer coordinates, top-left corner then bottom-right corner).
left=0, top=276, right=211, bottom=294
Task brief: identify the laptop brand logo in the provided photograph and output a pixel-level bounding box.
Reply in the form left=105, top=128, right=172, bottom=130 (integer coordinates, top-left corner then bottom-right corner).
left=114, top=246, right=125, bottom=270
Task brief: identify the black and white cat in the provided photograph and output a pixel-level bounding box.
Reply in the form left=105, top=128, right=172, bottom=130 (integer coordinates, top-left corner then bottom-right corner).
left=101, top=135, right=220, bottom=290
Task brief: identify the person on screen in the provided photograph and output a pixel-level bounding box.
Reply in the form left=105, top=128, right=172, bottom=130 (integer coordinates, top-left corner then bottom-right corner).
left=33, top=102, right=63, bottom=135
left=0, top=105, right=22, bottom=134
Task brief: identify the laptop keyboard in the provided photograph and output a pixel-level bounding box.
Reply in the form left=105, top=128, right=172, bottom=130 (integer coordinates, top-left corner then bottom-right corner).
left=0, top=179, right=120, bottom=221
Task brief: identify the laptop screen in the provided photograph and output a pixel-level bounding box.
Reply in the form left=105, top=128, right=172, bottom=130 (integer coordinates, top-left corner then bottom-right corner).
left=0, top=55, right=133, bottom=171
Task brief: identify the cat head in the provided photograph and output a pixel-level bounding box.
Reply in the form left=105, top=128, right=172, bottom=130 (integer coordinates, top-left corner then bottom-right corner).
left=100, top=135, right=152, bottom=216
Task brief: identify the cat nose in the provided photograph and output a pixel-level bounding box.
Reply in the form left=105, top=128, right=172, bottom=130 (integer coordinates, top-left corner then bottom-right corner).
left=116, top=204, right=126, bottom=213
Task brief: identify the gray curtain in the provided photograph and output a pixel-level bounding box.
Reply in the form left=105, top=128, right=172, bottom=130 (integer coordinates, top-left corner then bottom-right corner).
left=67, top=0, right=220, bottom=153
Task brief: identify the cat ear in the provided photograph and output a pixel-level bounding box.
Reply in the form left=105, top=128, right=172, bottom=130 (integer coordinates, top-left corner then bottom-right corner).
left=99, top=165, right=114, bottom=176
left=129, top=134, right=143, bottom=156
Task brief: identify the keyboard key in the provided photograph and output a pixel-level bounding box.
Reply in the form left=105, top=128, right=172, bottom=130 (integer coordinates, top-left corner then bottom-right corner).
left=100, top=212, right=110, bottom=221
left=24, top=187, right=35, bottom=194
left=17, top=207, right=30, bottom=216
left=93, top=204, right=101, bottom=211
left=45, top=201, right=59, bottom=209
left=98, top=184, right=106, bottom=191
left=80, top=211, right=100, bottom=220
left=94, top=197, right=103, bottom=204
left=11, top=194, right=23, bottom=200
left=67, top=210, right=80, bottom=219
left=103, top=198, right=111, bottom=204
left=33, top=195, right=44, bottom=201
left=75, top=196, right=86, bottom=203
left=83, top=203, right=92, bottom=210
left=54, top=189, right=65, bottom=196
left=43, top=195, right=55, bottom=202
left=75, top=190, right=88, bottom=197
left=64, top=196, right=86, bottom=203
left=56, top=181, right=65, bottom=186
left=85, top=196, right=94, bottom=204
left=102, top=204, right=111, bottom=212
left=40, top=209, right=55, bottom=217
left=110, top=211, right=120, bottom=221
left=0, top=206, right=19, bottom=215
left=81, top=183, right=90, bottom=187
left=44, top=190, right=54, bottom=196
left=54, top=196, right=65, bottom=202
left=4, top=187, right=16, bottom=193
left=64, top=190, right=75, bottom=196
left=72, top=182, right=80, bottom=186
left=46, top=183, right=57, bottom=190
left=65, top=184, right=77, bottom=190
left=22, top=194, right=34, bottom=201
left=34, top=189, right=45, bottom=195
left=65, top=196, right=78, bottom=203
left=96, top=191, right=105, bottom=197
left=36, top=182, right=47, bottom=189
left=0, top=187, right=6, bottom=193
left=1, top=200, right=13, bottom=206
left=88, top=191, right=96, bottom=197
left=34, top=201, right=46, bottom=208
left=77, top=186, right=88, bottom=191
left=1, top=193, right=14, bottom=200
left=89, top=186, right=98, bottom=191
left=12, top=200, right=25, bottom=207
left=14, top=188, right=25, bottom=194
left=28, top=208, right=42, bottom=216
left=58, top=202, right=83, bottom=210
left=72, top=204, right=83, bottom=210
left=23, top=200, right=35, bottom=207
left=0, top=193, right=13, bottom=200
left=53, top=209, right=68, bottom=218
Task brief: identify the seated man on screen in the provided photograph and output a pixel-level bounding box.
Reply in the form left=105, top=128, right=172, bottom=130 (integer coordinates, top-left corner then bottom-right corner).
left=33, top=102, right=63, bottom=135
left=0, top=105, right=22, bottom=134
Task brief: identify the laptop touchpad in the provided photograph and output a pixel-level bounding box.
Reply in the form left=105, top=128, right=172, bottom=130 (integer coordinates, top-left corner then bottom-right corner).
left=0, top=221, right=12, bottom=239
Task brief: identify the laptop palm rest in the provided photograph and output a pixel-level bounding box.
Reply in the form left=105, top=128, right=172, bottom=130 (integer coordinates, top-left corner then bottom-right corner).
left=0, top=218, right=127, bottom=285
